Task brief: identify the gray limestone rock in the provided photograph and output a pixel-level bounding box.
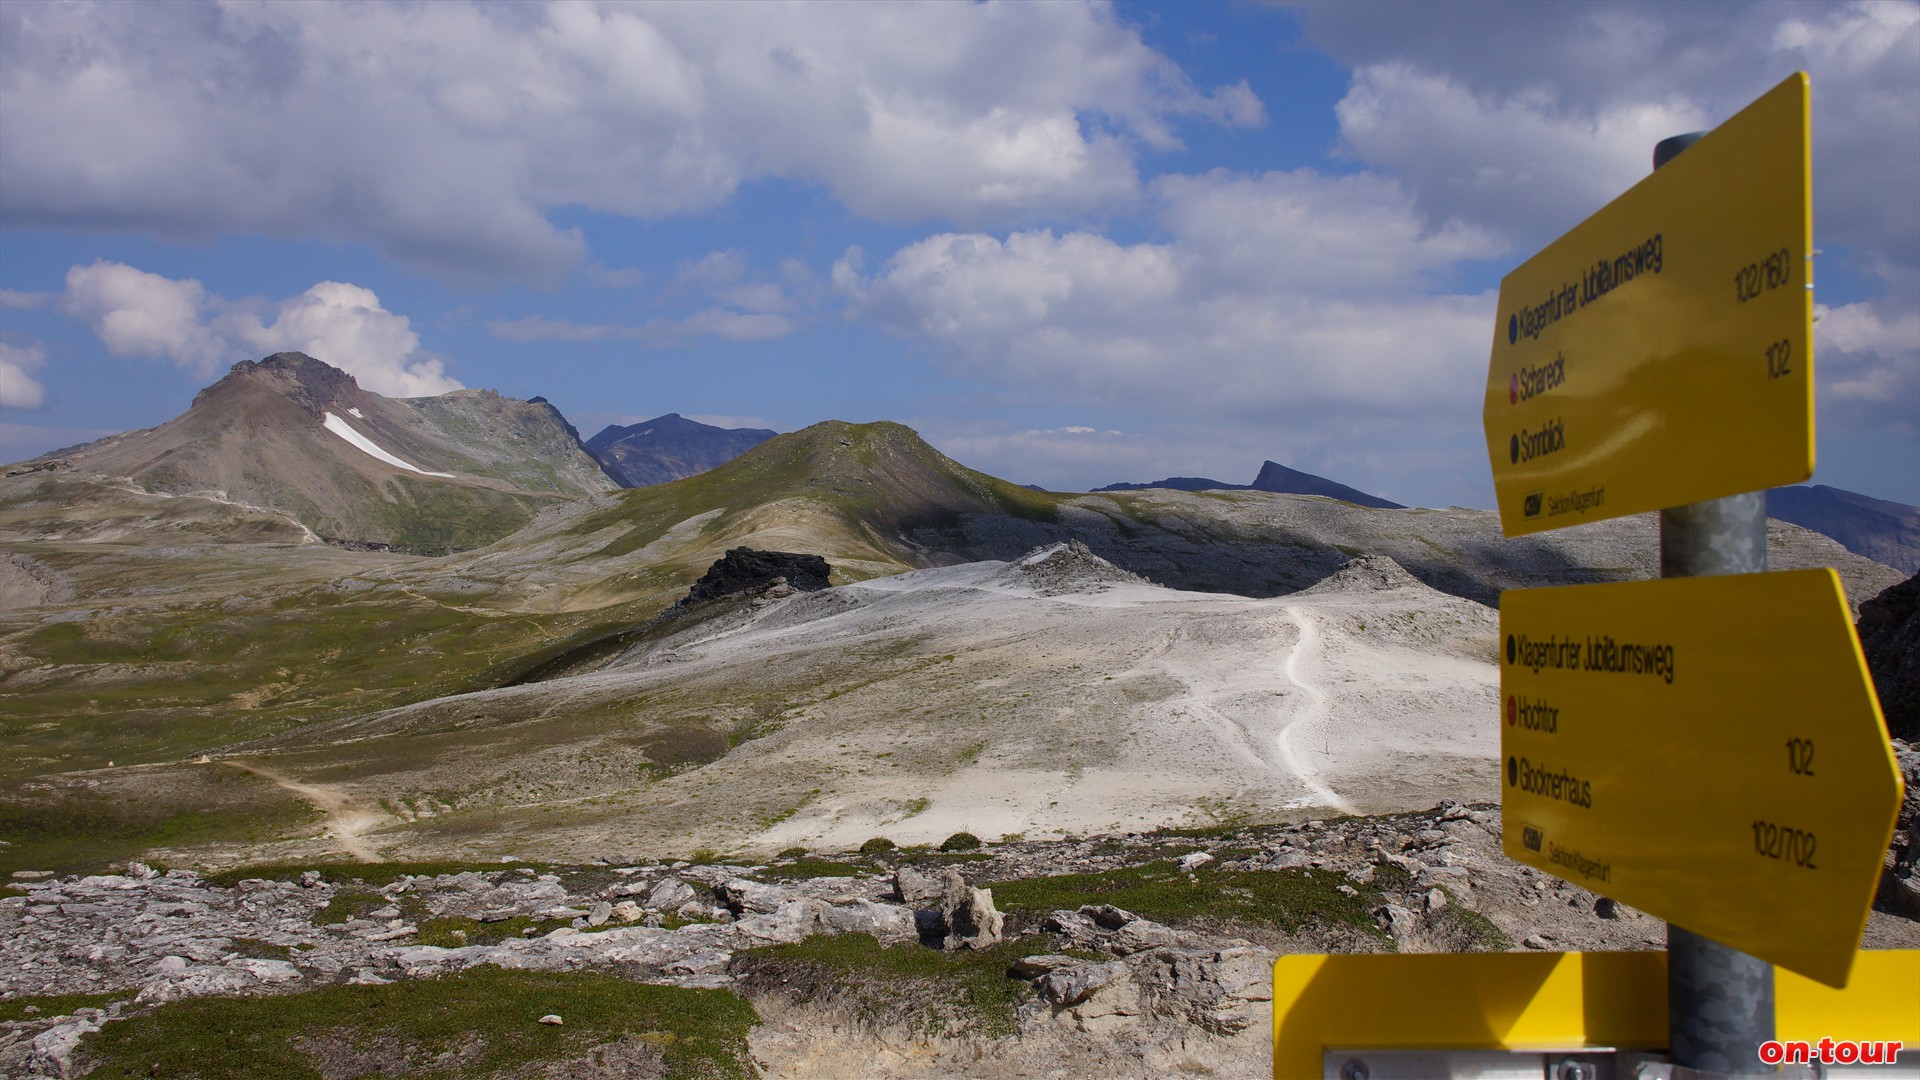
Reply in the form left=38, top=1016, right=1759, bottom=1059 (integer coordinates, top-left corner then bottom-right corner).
left=893, top=865, right=945, bottom=907
left=939, top=868, right=1003, bottom=951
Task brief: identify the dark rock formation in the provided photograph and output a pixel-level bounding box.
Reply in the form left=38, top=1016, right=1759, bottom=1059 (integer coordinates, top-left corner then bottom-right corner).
left=1249, top=461, right=1403, bottom=509
left=1095, top=461, right=1402, bottom=509
left=1859, top=572, right=1920, bottom=741
left=683, top=548, right=831, bottom=604
left=1095, top=476, right=1237, bottom=493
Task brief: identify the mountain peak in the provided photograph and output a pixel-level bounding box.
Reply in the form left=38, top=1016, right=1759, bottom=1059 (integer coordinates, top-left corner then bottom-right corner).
left=195, top=351, right=361, bottom=416
left=1250, top=461, right=1403, bottom=509
left=585, top=412, right=777, bottom=487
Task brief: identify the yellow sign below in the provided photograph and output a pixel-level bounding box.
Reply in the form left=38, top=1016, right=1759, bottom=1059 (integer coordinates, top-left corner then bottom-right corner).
left=1500, top=570, right=1901, bottom=987
left=1272, top=950, right=1920, bottom=1079
left=1484, top=73, right=1813, bottom=535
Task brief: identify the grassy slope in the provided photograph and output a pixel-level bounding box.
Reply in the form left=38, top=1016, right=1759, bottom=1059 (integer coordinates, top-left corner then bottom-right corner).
left=0, top=421, right=1082, bottom=870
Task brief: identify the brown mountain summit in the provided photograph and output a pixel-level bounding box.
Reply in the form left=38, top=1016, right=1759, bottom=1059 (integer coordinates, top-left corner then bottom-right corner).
left=13, top=352, right=616, bottom=553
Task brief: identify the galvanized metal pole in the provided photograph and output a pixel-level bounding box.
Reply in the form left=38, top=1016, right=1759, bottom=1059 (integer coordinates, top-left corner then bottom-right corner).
left=1655, top=130, right=1778, bottom=1074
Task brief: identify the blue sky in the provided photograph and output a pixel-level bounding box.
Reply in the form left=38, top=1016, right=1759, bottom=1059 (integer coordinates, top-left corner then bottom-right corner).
left=2, top=1, right=1915, bottom=508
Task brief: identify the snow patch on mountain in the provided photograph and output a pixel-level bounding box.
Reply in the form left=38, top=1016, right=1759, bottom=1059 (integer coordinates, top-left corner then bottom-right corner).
left=322, top=412, right=454, bottom=477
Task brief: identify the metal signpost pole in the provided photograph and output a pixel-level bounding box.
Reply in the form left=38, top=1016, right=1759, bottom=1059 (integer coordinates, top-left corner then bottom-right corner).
left=1654, top=130, right=1777, bottom=1074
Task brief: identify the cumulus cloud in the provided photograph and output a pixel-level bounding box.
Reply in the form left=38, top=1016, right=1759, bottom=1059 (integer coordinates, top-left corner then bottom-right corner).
left=0, top=1, right=1261, bottom=284
left=59, top=261, right=460, bottom=396
left=1816, top=300, right=1920, bottom=434
left=1291, top=1, right=1920, bottom=269
left=841, top=168, right=1504, bottom=502
left=845, top=169, right=1499, bottom=421
left=0, top=343, right=47, bottom=409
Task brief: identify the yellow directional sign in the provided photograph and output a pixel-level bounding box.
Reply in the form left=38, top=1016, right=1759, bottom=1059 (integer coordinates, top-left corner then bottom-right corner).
left=1484, top=73, right=1813, bottom=536
left=1272, top=950, right=1920, bottom=1079
left=1500, top=569, right=1901, bottom=988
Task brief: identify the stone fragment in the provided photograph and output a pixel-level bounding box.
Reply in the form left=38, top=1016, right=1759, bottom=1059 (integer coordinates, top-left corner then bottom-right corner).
left=587, top=901, right=612, bottom=927
left=612, top=901, right=644, bottom=923
left=29, top=1015, right=102, bottom=1079
left=1007, top=954, right=1084, bottom=979
left=648, top=877, right=696, bottom=911
left=1037, top=960, right=1128, bottom=1006
left=894, top=866, right=944, bottom=907
left=1176, top=852, right=1214, bottom=873
left=538, top=1014, right=563, bottom=1025
left=1424, top=888, right=1448, bottom=913
left=714, top=878, right=787, bottom=916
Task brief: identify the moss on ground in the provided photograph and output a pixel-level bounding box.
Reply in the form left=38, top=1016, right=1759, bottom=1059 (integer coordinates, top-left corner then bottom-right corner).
left=987, top=861, right=1385, bottom=938
left=74, top=966, right=759, bottom=1080
left=0, top=992, right=126, bottom=1024
left=735, top=934, right=1060, bottom=1039
left=0, top=768, right=318, bottom=879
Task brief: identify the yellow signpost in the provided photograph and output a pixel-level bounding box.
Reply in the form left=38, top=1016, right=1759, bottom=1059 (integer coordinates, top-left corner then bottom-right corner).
left=1500, top=569, right=1903, bottom=988
left=1272, top=951, right=1920, bottom=1079
left=1483, top=73, right=1813, bottom=536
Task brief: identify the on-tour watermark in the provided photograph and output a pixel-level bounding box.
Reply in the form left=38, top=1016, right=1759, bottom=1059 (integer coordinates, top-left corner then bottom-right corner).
left=1760, top=1037, right=1905, bottom=1066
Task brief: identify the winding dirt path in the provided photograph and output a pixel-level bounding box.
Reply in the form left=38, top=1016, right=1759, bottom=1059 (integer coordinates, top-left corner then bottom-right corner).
left=222, top=761, right=383, bottom=862
left=1275, top=606, right=1359, bottom=815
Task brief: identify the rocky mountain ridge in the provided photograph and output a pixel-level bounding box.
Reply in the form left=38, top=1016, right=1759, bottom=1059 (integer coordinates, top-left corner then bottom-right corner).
left=7, top=353, right=617, bottom=554
left=1768, top=484, right=1920, bottom=574
left=1096, top=459, right=1403, bottom=509
left=586, top=413, right=776, bottom=488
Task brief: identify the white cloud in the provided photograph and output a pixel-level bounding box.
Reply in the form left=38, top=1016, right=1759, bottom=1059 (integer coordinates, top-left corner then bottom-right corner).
left=847, top=169, right=1499, bottom=421
left=1333, top=64, right=1706, bottom=247
left=59, top=261, right=460, bottom=396
left=844, top=168, right=1504, bottom=502
left=0, top=289, right=54, bottom=310
left=62, top=262, right=224, bottom=368
left=0, top=343, right=47, bottom=408
left=0, top=1, right=1261, bottom=284
left=1292, top=1, right=1920, bottom=272
left=1815, top=300, right=1920, bottom=434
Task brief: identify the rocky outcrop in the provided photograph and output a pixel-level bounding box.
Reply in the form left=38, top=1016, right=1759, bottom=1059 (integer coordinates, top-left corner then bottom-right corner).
left=682, top=548, right=831, bottom=604
left=1860, top=573, right=1920, bottom=741
left=1000, top=540, right=1148, bottom=595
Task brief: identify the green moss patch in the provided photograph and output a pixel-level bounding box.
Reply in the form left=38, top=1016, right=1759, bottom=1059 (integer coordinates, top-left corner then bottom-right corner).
left=735, top=934, right=1059, bottom=1039
left=75, top=967, right=758, bottom=1080
left=988, top=861, right=1384, bottom=938
left=0, top=992, right=126, bottom=1024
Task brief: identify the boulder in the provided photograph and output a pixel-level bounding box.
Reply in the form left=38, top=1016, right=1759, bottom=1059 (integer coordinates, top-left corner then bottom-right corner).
left=714, top=878, right=788, bottom=916
left=939, top=869, right=1003, bottom=951
left=818, top=900, right=917, bottom=944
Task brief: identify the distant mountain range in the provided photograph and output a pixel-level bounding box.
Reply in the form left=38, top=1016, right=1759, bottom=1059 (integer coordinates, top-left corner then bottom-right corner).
left=586, top=413, right=776, bottom=488
left=1767, top=484, right=1920, bottom=575
left=1096, top=460, right=1404, bottom=509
